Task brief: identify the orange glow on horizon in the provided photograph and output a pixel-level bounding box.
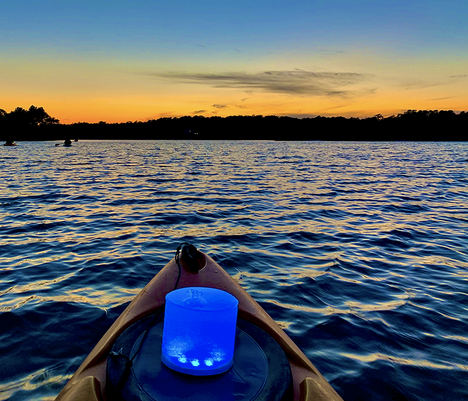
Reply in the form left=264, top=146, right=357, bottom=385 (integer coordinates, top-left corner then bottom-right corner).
left=2, top=54, right=468, bottom=124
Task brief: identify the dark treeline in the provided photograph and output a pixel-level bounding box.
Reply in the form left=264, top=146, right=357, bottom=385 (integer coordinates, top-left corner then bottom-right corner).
left=1, top=106, right=467, bottom=141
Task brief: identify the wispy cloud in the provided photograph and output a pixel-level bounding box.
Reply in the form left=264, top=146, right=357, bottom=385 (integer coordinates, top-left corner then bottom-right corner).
left=429, top=96, right=458, bottom=101
left=398, top=75, right=467, bottom=91
left=212, top=104, right=228, bottom=109
left=154, top=69, right=371, bottom=98
left=321, top=104, right=349, bottom=111
left=192, top=109, right=206, bottom=114
left=398, top=79, right=444, bottom=90
left=318, top=49, right=346, bottom=57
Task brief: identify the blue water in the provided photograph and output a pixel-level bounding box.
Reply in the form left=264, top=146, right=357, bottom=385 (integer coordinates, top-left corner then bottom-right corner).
left=0, top=140, right=467, bottom=401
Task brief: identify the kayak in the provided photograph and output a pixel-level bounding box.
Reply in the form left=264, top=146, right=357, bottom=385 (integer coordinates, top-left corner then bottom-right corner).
left=56, top=244, right=343, bottom=401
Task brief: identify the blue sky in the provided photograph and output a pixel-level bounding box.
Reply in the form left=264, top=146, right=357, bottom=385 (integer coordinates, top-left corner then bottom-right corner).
left=1, top=0, right=467, bottom=122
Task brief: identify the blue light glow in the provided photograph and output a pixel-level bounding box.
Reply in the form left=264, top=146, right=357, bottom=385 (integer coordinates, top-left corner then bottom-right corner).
left=162, top=287, right=239, bottom=376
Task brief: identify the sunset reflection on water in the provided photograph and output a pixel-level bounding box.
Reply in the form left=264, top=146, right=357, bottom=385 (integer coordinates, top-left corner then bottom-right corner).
left=0, top=140, right=467, bottom=400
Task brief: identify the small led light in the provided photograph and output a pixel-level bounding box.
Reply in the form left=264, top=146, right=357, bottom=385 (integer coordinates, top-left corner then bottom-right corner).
left=161, top=287, right=239, bottom=376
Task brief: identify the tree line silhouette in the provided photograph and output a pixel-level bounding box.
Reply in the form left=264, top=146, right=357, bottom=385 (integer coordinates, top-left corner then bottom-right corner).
left=1, top=106, right=467, bottom=141
left=1, top=106, right=59, bottom=128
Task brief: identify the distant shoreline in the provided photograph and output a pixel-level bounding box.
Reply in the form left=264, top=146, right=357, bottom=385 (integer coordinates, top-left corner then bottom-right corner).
left=5, top=139, right=468, bottom=143
left=2, top=109, right=467, bottom=141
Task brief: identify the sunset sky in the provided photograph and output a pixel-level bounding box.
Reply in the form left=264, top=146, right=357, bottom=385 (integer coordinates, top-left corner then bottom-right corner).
left=1, top=0, right=467, bottom=123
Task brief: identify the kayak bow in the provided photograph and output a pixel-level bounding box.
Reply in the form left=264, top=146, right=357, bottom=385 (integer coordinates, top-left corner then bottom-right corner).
left=56, top=245, right=343, bottom=401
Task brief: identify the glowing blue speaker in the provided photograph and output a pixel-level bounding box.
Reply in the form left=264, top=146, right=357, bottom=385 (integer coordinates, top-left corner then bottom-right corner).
left=161, top=287, right=239, bottom=376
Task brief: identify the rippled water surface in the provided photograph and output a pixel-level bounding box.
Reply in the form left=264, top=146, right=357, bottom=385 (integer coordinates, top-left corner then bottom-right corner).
left=1, top=140, right=467, bottom=400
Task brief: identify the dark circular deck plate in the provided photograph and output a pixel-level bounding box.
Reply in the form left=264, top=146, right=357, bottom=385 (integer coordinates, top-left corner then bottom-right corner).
left=107, top=314, right=292, bottom=401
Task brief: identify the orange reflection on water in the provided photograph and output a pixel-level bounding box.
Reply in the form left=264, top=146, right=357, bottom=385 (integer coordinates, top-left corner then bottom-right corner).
left=0, top=286, right=139, bottom=312
left=344, top=299, right=406, bottom=312
left=266, top=297, right=406, bottom=316
left=0, top=367, right=70, bottom=400
left=0, top=272, right=76, bottom=295
left=442, top=335, right=468, bottom=344
left=341, top=352, right=468, bottom=371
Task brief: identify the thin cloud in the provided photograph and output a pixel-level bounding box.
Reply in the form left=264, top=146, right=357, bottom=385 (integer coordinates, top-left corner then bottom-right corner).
left=398, top=79, right=445, bottom=90
left=450, top=74, right=467, bottom=78
left=321, top=104, right=349, bottom=111
left=429, top=96, right=458, bottom=101
left=318, top=49, right=346, bottom=57
left=192, top=109, right=206, bottom=114
left=154, top=69, right=371, bottom=98
left=212, top=104, right=228, bottom=109
left=280, top=113, right=318, bottom=119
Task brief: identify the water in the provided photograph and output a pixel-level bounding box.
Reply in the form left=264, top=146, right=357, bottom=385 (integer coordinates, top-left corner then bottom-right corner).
left=0, top=140, right=467, bottom=400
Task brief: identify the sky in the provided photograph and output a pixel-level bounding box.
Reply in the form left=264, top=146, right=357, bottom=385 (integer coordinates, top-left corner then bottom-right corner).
left=1, top=0, right=468, bottom=123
